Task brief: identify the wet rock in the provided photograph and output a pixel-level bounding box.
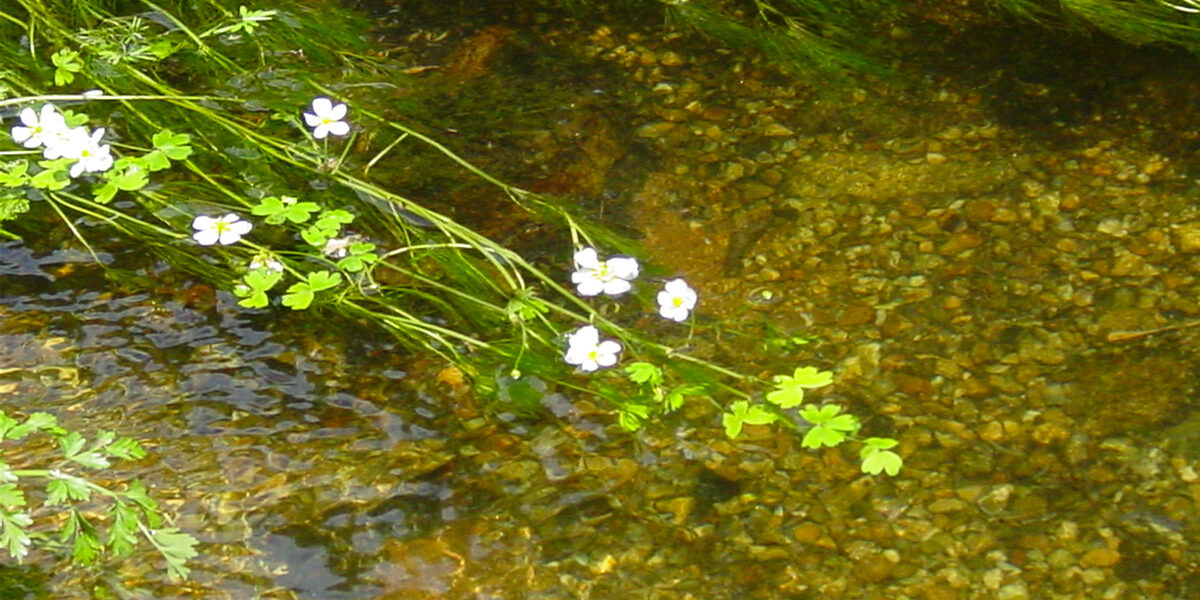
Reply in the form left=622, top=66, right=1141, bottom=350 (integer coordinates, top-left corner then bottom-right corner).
left=997, top=582, right=1030, bottom=600
left=1172, top=221, right=1200, bottom=252
left=1080, top=547, right=1121, bottom=568
left=763, top=123, right=794, bottom=137
left=792, top=522, right=823, bottom=544
left=635, top=121, right=676, bottom=138
left=938, top=231, right=982, bottom=255
left=837, top=302, right=876, bottom=326
left=928, top=497, right=969, bottom=514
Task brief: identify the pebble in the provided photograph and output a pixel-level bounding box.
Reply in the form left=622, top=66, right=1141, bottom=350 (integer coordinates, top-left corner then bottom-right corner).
left=1080, top=547, right=1121, bottom=568
left=1172, top=221, right=1200, bottom=252
left=763, top=123, right=794, bottom=137
left=928, top=498, right=968, bottom=513
left=997, top=582, right=1030, bottom=600
left=635, top=121, right=676, bottom=138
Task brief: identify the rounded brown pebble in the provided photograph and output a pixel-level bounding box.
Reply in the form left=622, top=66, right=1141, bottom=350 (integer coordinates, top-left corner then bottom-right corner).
left=793, top=522, right=822, bottom=544
left=1080, top=547, right=1121, bottom=568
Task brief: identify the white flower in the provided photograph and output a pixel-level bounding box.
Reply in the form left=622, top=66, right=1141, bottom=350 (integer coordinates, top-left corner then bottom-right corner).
left=249, top=254, right=283, bottom=272
left=570, top=247, right=639, bottom=297
left=563, top=325, right=622, bottom=372
left=63, top=127, right=114, bottom=177
left=39, top=125, right=85, bottom=160
left=10, top=104, right=68, bottom=149
left=657, top=278, right=698, bottom=322
left=192, top=213, right=252, bottom=246
left=302, top=96, right=349, bottom=139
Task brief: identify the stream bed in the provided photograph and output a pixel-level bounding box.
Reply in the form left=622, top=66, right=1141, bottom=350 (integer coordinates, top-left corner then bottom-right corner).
left=3, top=1, right=1200, bottom=598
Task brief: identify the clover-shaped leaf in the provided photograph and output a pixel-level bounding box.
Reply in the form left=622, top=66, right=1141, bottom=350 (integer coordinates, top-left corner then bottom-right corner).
left=766, top=366, right=833, bottom=409
left=625, top=362, right=663, bottom=386
left=281, top=271, right=341, bottom=310
left=252, top=196, right=321, bottom=225
left=723, top=400, right=777, bottom=439
left=860, top=438, right=903, bottom=476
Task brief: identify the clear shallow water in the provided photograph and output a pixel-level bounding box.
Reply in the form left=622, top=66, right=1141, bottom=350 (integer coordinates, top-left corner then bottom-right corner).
left=4, top=1, right=1200, bottom=598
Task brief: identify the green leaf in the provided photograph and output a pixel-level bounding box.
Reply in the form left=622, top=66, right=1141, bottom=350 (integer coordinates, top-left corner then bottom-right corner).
left=318, top=209, right=355, bottom=226
left=0, top=484, right=25, bottom=507
left=801, top=424, right=847, bottom=449
left=92, top=181, right=118, bottom=204
left=59, top=109, right=89, bottom=128
left=280, top=282, right=314, bottom=310
left=124, top=480, right=161, bottom=522
left=863, top=437, right=899, bottom=450
left=723, top=400, right=777, bottom=438
left=280, top=272, right=339, bottom=310
left=824, top=414, right=860, bottom=433
left=335, top=242, right=378, bottom=272
left=243, top=268, right=283, bottom=291
left=860, top=445, right=903, bottom=476
left=105, top=436, right=147, bottom=461
left=306, top=270, right=341, bottom=292
left=788, top=366, right=834, bottom=388
left=0, top=193, right=29, bottom=225
left=65, top=511, right=101, bottom=565
left=237, top=290, right=270, bottom=308
left=252, top=196, right=320, bottom=225
left=70, top=450, right=111, bottom=469
left=766, top=367, right=834, bottom=409
left=765, top=386, right=805, bottom=409
left=0, top=511, right=33, bottom=560
left=0, top=161, right=30, bottom=187
left=46, top=476, right=92, bottom=504
left=799, top=404, right=842, bottom=425
left=51, top=49, right=82, bottom=86
left=624, top=362, right=663, bottom=386
left=141, top=149, right=171, bottom=171
left=58, top=431, right=86, bottom=458
left=5, top=412, right=61, bottom=439
left=151, top=130, right=193, bottom=160
left=300, top=224, right=330, bottom=246
left=617, top=409, right=643, bottom=432
left=30, top=161, right=71, bottom=190
left=106, top=163, right=149, bottom=191
left=148, top=528, right=199, bottom=581
left=107, top=502, right=140, bottom=557
left=663, top=384, right=705, bottom=412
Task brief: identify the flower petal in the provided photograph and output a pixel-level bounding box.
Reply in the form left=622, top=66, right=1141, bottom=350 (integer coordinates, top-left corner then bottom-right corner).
left=327, top=102, right=347, bottom=120
left=192, top=215, right=216, bottom=230
left=229, top=220, right=253, bottom=235
left=193, top=229, right=219, bottom=246
left=570, top=325, right=599, bottom=346
left=574, top=278, right=604, bottom=296
left=607, top=256, right=639, bottom=280
left=303, top=112, right=322, bottom=127
left=573, top=247, right=600, bottom=269
left=602, top=279, right=632, bottom=296
left=311, top=97, right=332, bottom=116
left=326, top=121, right=350, bottom=137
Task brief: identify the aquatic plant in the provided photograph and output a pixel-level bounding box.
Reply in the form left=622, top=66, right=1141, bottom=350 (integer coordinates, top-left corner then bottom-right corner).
left=0, top=2, right=905, bottom=584
left=0, top=410, right=198, bottom=580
